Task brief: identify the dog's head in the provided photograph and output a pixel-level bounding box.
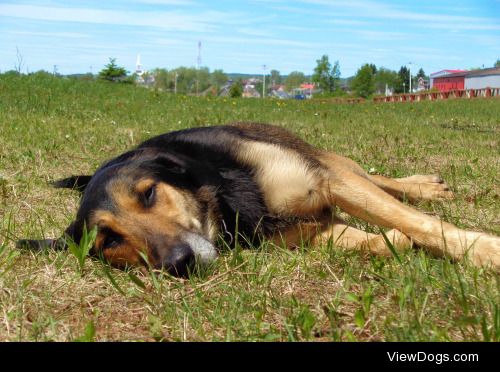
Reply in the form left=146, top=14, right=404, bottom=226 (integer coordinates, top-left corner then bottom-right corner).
left=19, top=149, right=219, bottom=277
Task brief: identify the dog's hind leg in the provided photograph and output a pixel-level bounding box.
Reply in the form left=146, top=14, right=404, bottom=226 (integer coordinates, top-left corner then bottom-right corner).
left=324, top=167, right=500, bottom=270
left=368, top=174, right=454, bottom=203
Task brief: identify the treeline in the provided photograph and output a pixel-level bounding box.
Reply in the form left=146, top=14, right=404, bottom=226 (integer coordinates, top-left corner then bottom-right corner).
left=147, top=67, right=313, bottom=95
left=1, top=56, right=440, bottom=99
left=351, top=64, right=427, bottom=98
left=307, top=55, right=429, bottom=98
left=6, top=55, right=499, bottom=99
left=147, top=67, right=228, bottom=95
left=48, top=56, right=432, bottom=98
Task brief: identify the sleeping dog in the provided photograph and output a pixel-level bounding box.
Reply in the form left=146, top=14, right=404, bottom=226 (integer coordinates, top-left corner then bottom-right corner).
left=18, top=123, right=500, bottom=276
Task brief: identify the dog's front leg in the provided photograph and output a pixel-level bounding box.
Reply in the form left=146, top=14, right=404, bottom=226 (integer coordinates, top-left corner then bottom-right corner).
left=270, top=215, right=412, bottom=256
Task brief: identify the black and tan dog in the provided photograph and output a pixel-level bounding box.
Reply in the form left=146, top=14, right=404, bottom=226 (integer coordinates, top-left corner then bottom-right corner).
left=18, top=123, right=500, bottom=276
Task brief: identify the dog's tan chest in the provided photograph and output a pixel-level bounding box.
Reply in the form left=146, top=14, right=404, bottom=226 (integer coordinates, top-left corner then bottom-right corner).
left=235, top=141, right=327, bottom=217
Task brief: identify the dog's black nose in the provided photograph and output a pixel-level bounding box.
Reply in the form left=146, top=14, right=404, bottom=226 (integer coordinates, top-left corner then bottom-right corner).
left=164, top=243, right=195, bottom=277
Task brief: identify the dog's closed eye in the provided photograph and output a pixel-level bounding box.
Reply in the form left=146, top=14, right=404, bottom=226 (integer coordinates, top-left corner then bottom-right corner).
left=142, top=184, right=156, bottom=208
left=101, top=229, right=122, bottom=250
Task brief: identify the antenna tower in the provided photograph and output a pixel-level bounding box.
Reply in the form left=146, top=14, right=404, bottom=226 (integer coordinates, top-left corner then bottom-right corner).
left=197, top=41, right=202, bottom=69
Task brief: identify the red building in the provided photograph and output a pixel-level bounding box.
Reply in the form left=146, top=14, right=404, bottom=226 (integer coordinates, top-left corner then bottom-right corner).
left=431, top=70, right=467, bottom=92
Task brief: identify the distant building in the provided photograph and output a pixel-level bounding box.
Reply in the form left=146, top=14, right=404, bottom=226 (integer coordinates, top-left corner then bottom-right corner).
left=464, top=67, right=500, bottom=90
left=242, top=86, right=261, bottom=98
left=291, top=83, right=315, bottom=99
left=430, top=70, right=467, bottom=92
left=430, top=67, right=500, bottom=92
left=218, top=80, right=234, bottom=97
left=430, top=69, right=466, bottom=89
left=270, top=84, right=289, bottom=99
left=135, top=54, right=144, bottom=77
left=416, top=77, right=430, bottom=91
left=134, top=54, right=155, bottom=86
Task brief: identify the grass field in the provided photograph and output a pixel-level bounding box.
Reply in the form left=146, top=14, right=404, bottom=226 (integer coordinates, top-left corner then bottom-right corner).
left=0, top=73, right=499, bottom=341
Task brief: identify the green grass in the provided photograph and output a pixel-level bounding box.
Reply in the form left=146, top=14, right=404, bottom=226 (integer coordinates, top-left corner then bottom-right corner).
left=0, top=72, right=499, bottom=341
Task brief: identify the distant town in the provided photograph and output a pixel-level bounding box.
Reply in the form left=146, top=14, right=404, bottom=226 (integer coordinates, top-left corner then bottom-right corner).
left=9, top=54, right=500, bottom=100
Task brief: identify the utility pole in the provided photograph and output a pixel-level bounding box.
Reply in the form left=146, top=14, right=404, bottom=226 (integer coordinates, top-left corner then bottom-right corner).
left=262, top=64, right=267, bottom=98
left=174, top=72, right=178, bottom=94
left=196, top=41, right=202, bottom=95
left=408, top=61, right=413, bottom=93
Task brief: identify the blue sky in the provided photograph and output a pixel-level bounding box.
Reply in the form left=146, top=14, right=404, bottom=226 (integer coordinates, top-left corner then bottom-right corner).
left=1, top=0, right=499, bottom=77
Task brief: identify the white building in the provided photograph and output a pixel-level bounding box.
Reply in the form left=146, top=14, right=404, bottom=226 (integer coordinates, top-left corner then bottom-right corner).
left=135, top=54, right=144, bottom=77
left=464, top=67, right=500, bottom=90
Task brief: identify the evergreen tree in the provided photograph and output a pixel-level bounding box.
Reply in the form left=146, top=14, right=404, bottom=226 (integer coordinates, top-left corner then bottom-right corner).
left=98, top=58, right=128, bottom=82
left=229, top=80, right=243, bottom=97
left=416, top=68, right=426, bottom=80
left=395, top=66, right=410, bottom=93
left=368, top=63, right=377, bottom=75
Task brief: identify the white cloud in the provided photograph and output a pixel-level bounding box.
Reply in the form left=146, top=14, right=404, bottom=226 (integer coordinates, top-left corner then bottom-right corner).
left=353, top=30, right=414, bottom=41
left=297, top=0, right=500, bottom=31
left=205, top=35, right=320, bottom=48
left=0, top=4, right=236, bottom=33
left=237, top=28, right=275, bottom=38
left=8, top=31, right=90, bottom=39
left=132, top=0, right=195, bottom=4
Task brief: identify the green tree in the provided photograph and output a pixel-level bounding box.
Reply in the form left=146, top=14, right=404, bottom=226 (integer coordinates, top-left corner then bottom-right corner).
left=151, top=68, right=170, bottom=91
left=416, top=68, right=426, bottom=80
left=395, top=66, right=410, bottom=93
left=495, top=59, right=500, bottom=68
left=331, top=61, right=341, bottom=90
left=270, top=69, right=281, bottom=85
left=170, top=67, right=192, bottom=94
left=168, top=66, right=211, bottom=94
left=255, top=75, right=271, bottom=97
left=374, top=67, right=398, bottom=94
left=196, top=67, right=211, bottom=94
left=98, top=58, right=128, bottom=82
left=211, top=69, right=228, bottom=93
left=351, top=64, right=375, bottom=98
left=229, top=80, right=243, bottom=97
left=285, top=71, right=306, bottom=91
left=312, top=55, right=340, bottom=92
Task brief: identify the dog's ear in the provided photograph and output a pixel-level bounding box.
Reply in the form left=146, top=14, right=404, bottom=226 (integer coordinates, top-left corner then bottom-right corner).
left=148, top=151, right=222, bottom=188
left=16, top=221, right=79, bottom=252
left=150, top=153, right=187, bottom=174
left=51, top=175, right=92, bottom=192
left=16, top=238, right=67, bottom=251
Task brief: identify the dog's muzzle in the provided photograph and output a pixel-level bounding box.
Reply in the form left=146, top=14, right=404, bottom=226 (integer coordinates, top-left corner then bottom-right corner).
left=164, top=232, right=218, bottom=277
